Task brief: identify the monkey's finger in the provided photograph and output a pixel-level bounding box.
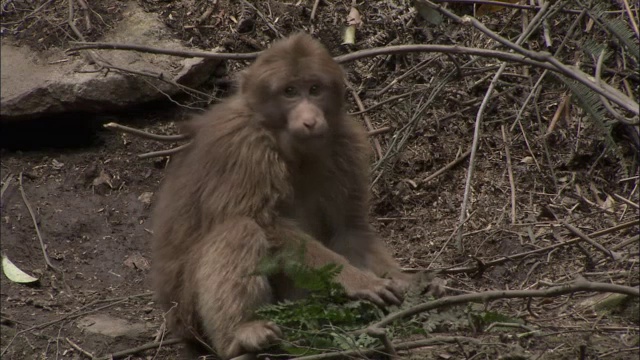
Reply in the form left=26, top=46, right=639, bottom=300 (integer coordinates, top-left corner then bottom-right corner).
left=377, top=287, right=402, bottom=306
left=360, top=291, right=386, bottom=308
left=380, top=279, right=405, bottom=301
left=265, top=321, right=283, bottom=338
left=387, top=285, right=405, bottom=303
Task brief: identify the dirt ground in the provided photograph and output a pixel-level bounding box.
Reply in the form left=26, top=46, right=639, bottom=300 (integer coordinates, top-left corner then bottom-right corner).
left=1, top=1, right=639, bottom=359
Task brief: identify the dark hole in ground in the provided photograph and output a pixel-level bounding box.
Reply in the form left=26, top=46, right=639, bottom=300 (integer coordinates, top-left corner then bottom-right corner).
left=0, top=113, right=109, bottom=151
left=0, top=101, right=186, bottom=152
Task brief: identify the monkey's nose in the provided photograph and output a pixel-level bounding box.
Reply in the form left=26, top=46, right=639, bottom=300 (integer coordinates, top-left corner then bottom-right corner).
left=303, top=119, right=316, bottom=129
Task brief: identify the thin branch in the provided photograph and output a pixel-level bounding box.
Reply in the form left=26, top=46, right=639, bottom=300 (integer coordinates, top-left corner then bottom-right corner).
left=367, top=327, right=398, bottom=359
left=291, top=337, right=479, bottom=360
left=433, top=219, right=639, bottom=275
left=346, top=80, right=383, bottom=160
left=69, top=40, right=637, bottom=114
left=422, top=147, right=472, bottom=183
left=366, top=126, right=391, bottom=136
left=310, top=0, right=321, bottom=21
left=594, top=50, right=639, bottom=125
left=99, top=62, right=213, bottom=101
left=348, top=89, right=423, bottom=115
left=67, top=0, right=213, bottom=104
left=562, top=222, right=621, bottom=260
left=113, top=124, right=391, bottom=160
left=18, top=173, right=60, bottom=273
left=422, top=0, right=639, bottom=115
left=67, top=0, right=103, bottom=69
left=68, top=41, right=260, bottom=60
left=66, top=338, right=95, bottom=359
left=103, top=122, right=187, bottom=141
left=431, top=0, right=589, bottom=14
left=239, top=0, right=281, bottom=38
left=1, top=292, right=152, bottom=356
left=367, top=278, right=639, bottom=330
left=611, top=192, right=640, bottom=209
left=545, top=92, right=571, bottom=135
left=138, top=143, right=191, bottom=160
left=373, top=57, right=436, bottom=97
left=456, top=1, right=551, bottom=251
left=621, top=0, right=640, bottom=37
left=335, top=43, right=558, bottom=68
left=96, top=338, right=181, bottom=360
left=501, top=125, right=517, bottom=224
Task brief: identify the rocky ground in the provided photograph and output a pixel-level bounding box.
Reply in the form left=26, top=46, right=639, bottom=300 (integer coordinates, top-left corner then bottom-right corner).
left=1, top=1, right=638, bottom=359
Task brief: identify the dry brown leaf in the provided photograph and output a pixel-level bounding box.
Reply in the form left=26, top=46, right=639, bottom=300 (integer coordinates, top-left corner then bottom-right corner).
left=346, top=7, right=362, bottom=27
left=124, top=253, right=150, bottom=271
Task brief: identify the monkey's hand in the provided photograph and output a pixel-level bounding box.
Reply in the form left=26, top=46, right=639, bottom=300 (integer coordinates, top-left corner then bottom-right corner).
left=339, top=270, right=405, bottom=307
left=227, top=320, right=282, bottom=357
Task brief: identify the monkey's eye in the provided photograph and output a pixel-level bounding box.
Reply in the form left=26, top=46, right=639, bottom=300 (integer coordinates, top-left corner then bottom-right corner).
left=284, top=86, right=298, bottom=98
left=309, top=84, right=321, bottom=96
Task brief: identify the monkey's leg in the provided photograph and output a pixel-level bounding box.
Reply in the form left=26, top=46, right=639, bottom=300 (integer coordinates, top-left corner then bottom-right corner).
left=192, top=218, right=281, bottom=359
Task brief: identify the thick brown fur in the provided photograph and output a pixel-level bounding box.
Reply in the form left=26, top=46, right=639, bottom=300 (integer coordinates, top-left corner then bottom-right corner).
left=151, top=33, right=410, bottom=359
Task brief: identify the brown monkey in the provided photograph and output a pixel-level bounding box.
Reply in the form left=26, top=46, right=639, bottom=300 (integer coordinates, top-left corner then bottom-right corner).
left=151, top=33, right=410, bottom=359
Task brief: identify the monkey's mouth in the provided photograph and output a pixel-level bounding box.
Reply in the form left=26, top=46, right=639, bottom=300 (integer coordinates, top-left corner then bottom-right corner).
left=291, top=128, right=328, bottom=141
left=291, top=133, right=328, bottom=153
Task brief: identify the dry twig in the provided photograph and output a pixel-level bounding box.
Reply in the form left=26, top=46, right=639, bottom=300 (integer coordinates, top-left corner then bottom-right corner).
left=103, top=122, right=187, bottom=142
left=68, top=40, right=637, bottom=114
left=422, top=147, right=472, bottom=183
left=18, top=173, right=60, bottom=273
left=138, top=143, right=191, bottom=160
left=346, top=80, right=383, bottom=160
left=563, top=222, right=621, bottom=260
left=501, top=125, right=517, bottom=224
left=434, top=219, right=639, bottom=275
left=292, top=337, right=479, bottom=360
left=456, top=1, right=551, bottom=251
left=367, top=278, right=639, bottom=330
left=0, top=292, right=152, bottom=356
left=422, top=0, right=639, bottom=115
left=96, top=338, right=181, bottom=360
left=66, top=337, right=94, bottom=359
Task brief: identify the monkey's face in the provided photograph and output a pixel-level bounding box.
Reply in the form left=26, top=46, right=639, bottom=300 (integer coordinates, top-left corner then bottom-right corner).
left=245, top=74, right=345, bottom=156
left=241, top=34, right=347, bottom=156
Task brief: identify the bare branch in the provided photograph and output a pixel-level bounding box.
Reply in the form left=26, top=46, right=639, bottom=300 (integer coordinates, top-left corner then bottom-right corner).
left=368, top=278, right=639, bottom=330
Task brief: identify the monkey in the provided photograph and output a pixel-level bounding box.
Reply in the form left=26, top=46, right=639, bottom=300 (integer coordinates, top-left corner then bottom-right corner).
left=150, top=33, right=411, bottom=359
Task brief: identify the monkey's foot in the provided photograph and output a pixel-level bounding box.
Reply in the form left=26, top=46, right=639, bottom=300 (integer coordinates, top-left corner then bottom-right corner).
left=226, top=320, right=282, bottom=357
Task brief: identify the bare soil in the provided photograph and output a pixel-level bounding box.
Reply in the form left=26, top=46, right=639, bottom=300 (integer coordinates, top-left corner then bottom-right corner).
left=1, top=1, right=638, bottom=359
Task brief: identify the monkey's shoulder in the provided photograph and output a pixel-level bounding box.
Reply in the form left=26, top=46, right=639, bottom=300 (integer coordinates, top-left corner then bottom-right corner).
left=186, top=99, right=279, bottom=155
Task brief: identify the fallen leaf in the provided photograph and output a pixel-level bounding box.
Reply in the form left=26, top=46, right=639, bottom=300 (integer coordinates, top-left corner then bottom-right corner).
left=2, top=254, right=39, bottom=284
left=521, top=156, right=534, bottom=164
left=51, top=159, right=64, bottom=170
left=601, top=194, right=616, bottom=212
left=124, top=253, right=150, bottom=271
left=346, top=7, right=362, bottom=27
left=92, top=170, right=113, bottom=188
left=415, top=0, right=443, bottom=25
left=137, top=192, right=154, bottom=206
left=343, top=25, right=356, bottom=45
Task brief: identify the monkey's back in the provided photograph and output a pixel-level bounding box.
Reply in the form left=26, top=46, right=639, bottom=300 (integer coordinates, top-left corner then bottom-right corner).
left=150, top=97, right=291, bottom=334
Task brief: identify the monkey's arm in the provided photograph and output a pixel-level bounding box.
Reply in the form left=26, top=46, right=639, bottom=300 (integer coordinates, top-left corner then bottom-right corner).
left=269, top=220, right=404, bottom=307
left=330, top=227, right=409, bottom=281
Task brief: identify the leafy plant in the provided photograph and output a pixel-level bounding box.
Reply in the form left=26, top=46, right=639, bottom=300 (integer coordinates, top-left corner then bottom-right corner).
left=256, top=258, right=384, bottom=354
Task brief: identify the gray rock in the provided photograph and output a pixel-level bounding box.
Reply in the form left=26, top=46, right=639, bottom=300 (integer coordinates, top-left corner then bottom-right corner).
left=77, top=314, right=151, bottom=338
left=0, top=1, right=221, bottom=122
